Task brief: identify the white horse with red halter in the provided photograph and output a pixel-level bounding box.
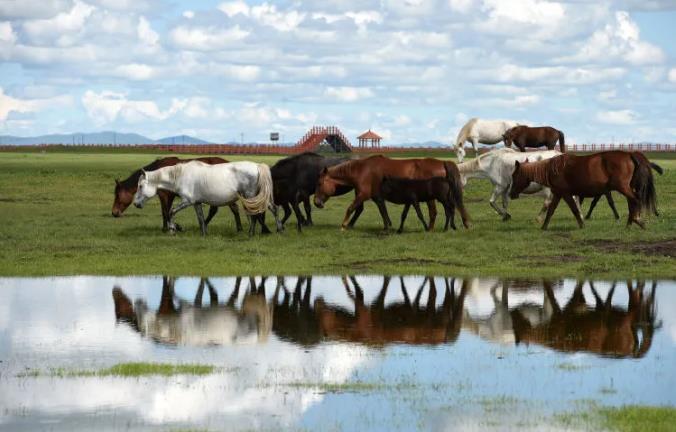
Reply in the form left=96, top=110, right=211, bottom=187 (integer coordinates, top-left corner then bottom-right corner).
left=133, top=160, right=282, bottom=235
left=453, top=118, right=521, bottom=162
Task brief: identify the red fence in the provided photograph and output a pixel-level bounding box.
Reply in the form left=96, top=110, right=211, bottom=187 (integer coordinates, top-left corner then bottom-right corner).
left=0, top=142, right=674, bottom=154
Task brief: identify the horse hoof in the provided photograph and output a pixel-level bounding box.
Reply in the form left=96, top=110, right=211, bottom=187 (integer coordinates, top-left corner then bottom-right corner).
left=340, top=226, right=347, bottom=232
left=396, top=229, right=403, bottom=234
left=175, top=224, right=184, bottom=232
left=502, top=214, right=511, bottom=222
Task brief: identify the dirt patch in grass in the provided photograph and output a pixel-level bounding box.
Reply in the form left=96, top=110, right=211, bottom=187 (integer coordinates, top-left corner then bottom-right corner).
left=588, top=239, right=676, bottom=257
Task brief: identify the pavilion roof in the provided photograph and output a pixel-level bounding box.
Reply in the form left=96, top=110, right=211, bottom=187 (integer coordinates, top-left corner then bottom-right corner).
left=358, top=130, right=382, bottom=140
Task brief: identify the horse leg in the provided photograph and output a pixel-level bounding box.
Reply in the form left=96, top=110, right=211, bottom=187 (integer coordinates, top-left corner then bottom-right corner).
left=292, top=200, right=305, bottom=232
left=489, top=186, right=509, bottom=220
left=605, top=192, right=620, bottom=220
left=160, top=191, right=182, bottom=232
left=347, top=203, right=364, bottom=228
left=617, top=184, right=644, bottom=228
left=258, top=212, right=273, bottom=234
left=248, top=215, right=256, bottom=237
left=443, top=201, right=455, bottom=231
left=541, top=194, right=561, bottom=230
left=373, top=197, right=392, bottom=231
left=194, top=278, right=205, bottom=307
left=280, top=203, right=292, bottom=225
left=413, top=201, right=429, bottom=232
left=193, top=204, right=207, bottom=236
left=303, top=196, right=313, bottom=226
left=537, top=189, right=553, bottom=224
left=341, top=195, right=367, bottom=230
left=471, top=137, right=479, bottom=158
left=562, top=194, right=584, bottom=228
left=397, top=204, right=410, bottom=234
left=584, top=195, right=601, bottom=220
left=170, top=199, right=194, bottom=219
left=426, top=200, right=437, bottom=230
left=227, top=203, right=243, bottom=232
left=204, top=205, right=219, bottom=229
left=501, top=191, right=511, bottom=221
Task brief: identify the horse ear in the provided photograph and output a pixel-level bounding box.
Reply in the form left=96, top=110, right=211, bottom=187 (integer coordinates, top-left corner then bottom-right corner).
left=514, top=160, right=520, bottom=169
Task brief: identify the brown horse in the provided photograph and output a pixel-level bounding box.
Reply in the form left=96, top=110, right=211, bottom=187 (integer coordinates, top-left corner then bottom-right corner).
left=314, top=155, right=451, bottom=230
left=112, top=156, right=242, bottom=232
left=503, top=125, right=565, bottom=152
left=511, top=280, right=657, bottom=358
left=314, top=276, right=468, bottom=346
left=510, top=151, right=660, bottom=229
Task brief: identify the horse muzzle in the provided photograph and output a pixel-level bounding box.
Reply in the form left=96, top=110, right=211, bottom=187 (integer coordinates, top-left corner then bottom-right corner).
left=313, top=198, right=324, bottom=209
left=134, top=201, right=144, bottom=209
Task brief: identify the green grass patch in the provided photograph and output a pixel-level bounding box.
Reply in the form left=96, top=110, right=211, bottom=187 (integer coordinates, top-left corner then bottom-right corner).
left=1, top=152, right=675, bottom=277
left=556, top=405, right=676, bottom=431
left=19, top=362, right=217, bottom=378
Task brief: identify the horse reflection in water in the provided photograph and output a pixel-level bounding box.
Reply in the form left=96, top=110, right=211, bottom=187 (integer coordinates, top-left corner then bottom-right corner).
left=512, top=280, right=658, bottom=358
left=112, top=276, right=272, bottom=346
left=463, top=279, right=658, bottom=358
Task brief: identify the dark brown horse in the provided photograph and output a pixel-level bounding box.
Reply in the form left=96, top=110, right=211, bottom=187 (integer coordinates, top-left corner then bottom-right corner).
left=379, top=162, right=470, bottom=233
left=314, top=155, right=450, bottom=230
left=503, top=125, right=565, bottom=152
left=511, top=280, right=657, bottom=358
left=510, top=151, right=660, bottom=229
left=314, top=276, right=468, bottom=346
left=112, top=156, right=242, bottom=232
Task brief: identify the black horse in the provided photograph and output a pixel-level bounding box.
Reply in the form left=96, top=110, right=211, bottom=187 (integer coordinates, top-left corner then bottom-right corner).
left=271, top=152, right=351, bottom=231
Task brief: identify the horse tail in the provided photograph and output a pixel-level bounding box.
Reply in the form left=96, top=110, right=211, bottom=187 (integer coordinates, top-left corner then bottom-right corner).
left=238, top=163, right=275, bottom=215
left=650, top=162, right=664, bottom=175
left=630, top=154, right=658, bottom=217
left=557, top=129, right=565, bottom=153
left=454, top=118, right=475, bottom=149
left=445, top=162, right=470, bottom=228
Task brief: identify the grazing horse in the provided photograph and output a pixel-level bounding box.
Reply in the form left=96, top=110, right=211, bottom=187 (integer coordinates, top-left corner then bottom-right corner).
left=379, top=162, right=470, bottom=233
left=133, top=160, right=282, bottom=236
left=511, top=280, right=657, bottom=358
left=453, top=118, right=520, bottom=162
left=272, top=152, right=350, bottom=232
left=314, top=155, right=446, bottom=231
left=458, top=148, right=617, bottom=222
left=503, top=125, right=565, bottom=153
left=112, top=157, right=242, bottom=233
left=313, top=276, right=469, bottom=346
left=510, top=151, right=661, bottom=229
left=112, top=276, right=273, bottom=346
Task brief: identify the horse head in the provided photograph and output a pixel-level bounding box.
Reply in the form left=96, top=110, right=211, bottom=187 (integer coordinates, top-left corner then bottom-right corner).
left=509, top=160, right=530, bottom=200
left=455, top=144, right=466, bottom=163
left=133, top=170, right=156, bottom=209
left=112, top=178, right=134, bottom=217
left=313, top=166, right=335, bottom=208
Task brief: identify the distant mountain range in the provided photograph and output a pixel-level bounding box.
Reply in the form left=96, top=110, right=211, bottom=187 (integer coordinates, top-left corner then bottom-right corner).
left=0, top=131, right=211, bottom=145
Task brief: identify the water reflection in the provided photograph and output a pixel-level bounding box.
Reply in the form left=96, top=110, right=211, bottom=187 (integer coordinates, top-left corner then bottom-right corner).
left=113, top=276, right=272, bottom=346
left=110, top=276, right=660, bottom=357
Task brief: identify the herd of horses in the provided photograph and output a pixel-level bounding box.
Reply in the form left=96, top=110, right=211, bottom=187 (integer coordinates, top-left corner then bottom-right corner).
left=111, top=118, right=663, bottom=234
left=112, top=276, right=658, bottom=358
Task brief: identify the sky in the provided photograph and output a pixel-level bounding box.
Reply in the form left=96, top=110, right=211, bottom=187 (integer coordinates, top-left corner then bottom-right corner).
left=1, top=0, right=676, bottom=145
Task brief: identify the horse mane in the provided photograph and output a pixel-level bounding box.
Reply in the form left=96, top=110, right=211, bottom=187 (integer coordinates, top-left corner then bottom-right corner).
left=519, top=158, right=552, bottom=186
left=118, top=157, right=178, bottom=189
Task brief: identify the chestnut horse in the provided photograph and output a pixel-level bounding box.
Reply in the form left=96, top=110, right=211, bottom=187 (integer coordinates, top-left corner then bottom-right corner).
left=503, top=125, right=565, bottom=152
left=314, top=155, right=448, bottom=230
left=112, top=157, right=242, bottom=232
left=510, top=151, right=660, bottom=229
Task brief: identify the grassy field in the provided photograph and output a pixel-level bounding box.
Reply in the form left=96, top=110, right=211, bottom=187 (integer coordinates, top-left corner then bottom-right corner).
left=0, top=151, right=674, bottom=277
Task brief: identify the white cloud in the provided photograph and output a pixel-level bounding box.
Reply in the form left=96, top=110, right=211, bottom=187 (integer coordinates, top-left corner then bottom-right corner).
left=114, top=63, right=155, bottom=80
left=560, top=11, right=664, bottom=65
left=0, top=0, right=73, bottom=19
left=325, top=87, right=374, bottom=102
left=0, top=87, right=72, bottom=121
left=668, top=68, right=676, bottom=83
left=596, top=109, right=637, bottom=125
left=0, top=21, right=16, bottom=44
left=448, top=0, right=475, bottom=13
left=137, top=16, right=159, bottom=46
left=250, top=3, right=306, bottom=32
left=218, top=1, right=250, bottom=17
left=170, top=25, right=249, bottom=51
left=22, top=0, right=94, bottom=46
left=81, top=90, right=186, bottom=124
left=183, top=10, right=194, bottom=19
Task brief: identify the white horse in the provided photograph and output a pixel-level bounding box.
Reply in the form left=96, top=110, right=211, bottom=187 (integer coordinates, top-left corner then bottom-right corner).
left=133, top=160, right=282, bottom=235
left=453, top=118, right=521, bottom=162
left=457, top=147, right=561, bottom=221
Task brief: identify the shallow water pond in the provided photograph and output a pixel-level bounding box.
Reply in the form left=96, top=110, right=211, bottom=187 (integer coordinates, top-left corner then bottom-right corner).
left=0, top=276, right=674, bottom=431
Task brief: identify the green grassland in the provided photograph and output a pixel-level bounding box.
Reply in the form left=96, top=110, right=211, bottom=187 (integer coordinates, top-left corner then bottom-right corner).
left=0, top=151, right=674, bottom=277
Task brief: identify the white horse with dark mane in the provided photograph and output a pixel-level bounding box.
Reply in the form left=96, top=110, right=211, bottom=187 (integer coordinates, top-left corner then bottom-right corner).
left=454, top=118, right=521, bottom=162
left=457, top=147, right=561, bottom=221
left=133, top=160, right=281, bottom=235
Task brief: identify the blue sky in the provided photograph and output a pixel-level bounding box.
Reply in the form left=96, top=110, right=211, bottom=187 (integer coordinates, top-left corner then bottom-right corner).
left=1, top=0, right=675, bottom=145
